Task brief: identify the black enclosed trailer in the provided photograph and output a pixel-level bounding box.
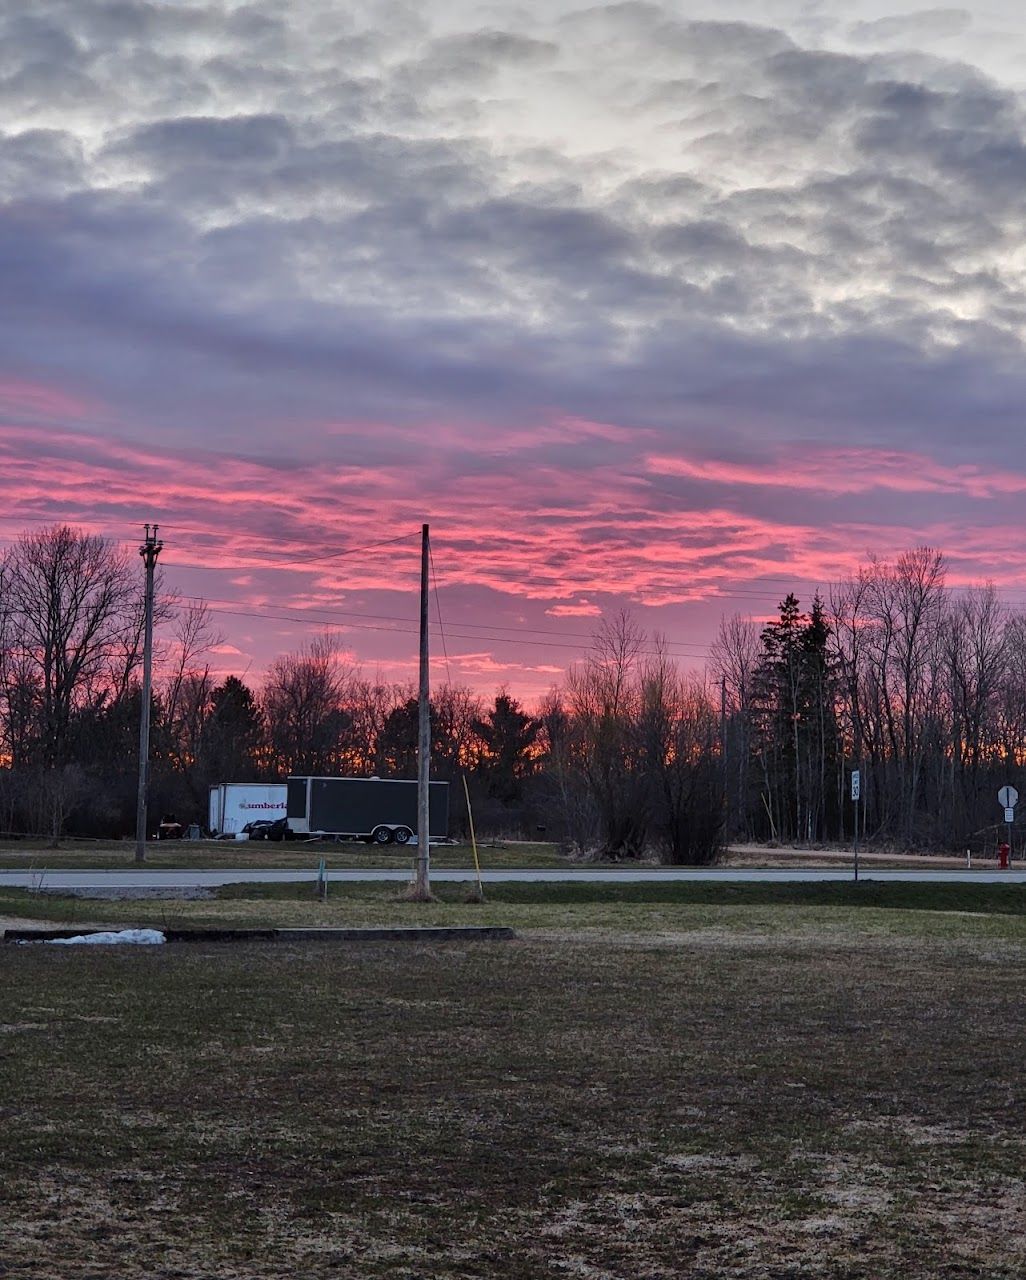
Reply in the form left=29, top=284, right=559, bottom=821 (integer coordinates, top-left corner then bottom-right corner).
left=286, top=776, right=449, bottom=844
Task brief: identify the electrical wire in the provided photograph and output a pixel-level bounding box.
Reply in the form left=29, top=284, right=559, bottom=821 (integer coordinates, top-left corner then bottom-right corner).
left=171, top=593, right=714, bottom=653
left=176, top=598, right=717, bottom=660
left=429, top=539, right=454, bottom=688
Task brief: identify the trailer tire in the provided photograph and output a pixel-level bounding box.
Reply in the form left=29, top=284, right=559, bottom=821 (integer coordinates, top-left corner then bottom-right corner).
left=371, top=826, right=394, bottom=845
left=392, top=826, right=413, bottom=845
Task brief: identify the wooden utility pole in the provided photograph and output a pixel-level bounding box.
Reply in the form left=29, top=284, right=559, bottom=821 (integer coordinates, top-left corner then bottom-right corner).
left=720, top=675, right=728, bottom=833
left=413, top=523, right=432, bottom=899
left=135, top=524, right=163, bottom=864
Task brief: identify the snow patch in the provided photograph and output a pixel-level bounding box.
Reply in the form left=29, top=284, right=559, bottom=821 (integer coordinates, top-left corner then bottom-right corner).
left=44, top=929, right=166, bottom=946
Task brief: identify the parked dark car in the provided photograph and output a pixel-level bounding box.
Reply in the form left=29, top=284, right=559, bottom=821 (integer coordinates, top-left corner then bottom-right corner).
left=242, top=817, right=292, bottom=842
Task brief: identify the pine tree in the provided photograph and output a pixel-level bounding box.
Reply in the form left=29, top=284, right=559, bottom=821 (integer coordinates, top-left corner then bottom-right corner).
left=473, top=691, right=542, bottom=803
left=750, top=594, right=838, bottom=841
left=201, top=676, right=266, bottom=781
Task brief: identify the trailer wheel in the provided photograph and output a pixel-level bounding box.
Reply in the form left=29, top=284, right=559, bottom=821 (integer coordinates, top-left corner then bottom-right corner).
left=371, top=826, right=394, bottom=845
left=392, top=826, right=413, bottom=845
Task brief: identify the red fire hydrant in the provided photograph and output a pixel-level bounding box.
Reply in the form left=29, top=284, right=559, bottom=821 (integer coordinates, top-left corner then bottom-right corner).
left=998, top=842, right=1010, bottom=869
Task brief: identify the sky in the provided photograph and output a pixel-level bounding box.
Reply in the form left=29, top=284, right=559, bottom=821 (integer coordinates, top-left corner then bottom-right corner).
left=4, top=0, right=1026, bottom=700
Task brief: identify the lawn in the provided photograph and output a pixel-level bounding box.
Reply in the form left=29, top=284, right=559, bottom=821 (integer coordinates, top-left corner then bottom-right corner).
left=0, top=838, right=570, bottom=871
left=0, top=837, right=992, bottom=873
left=6, top=878, right=1026, bottom=940
left=4, top=893, right=1026, bottom=1277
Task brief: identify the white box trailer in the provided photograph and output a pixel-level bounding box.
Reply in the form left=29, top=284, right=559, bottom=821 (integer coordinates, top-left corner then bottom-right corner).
left=287, top=776, right=449, bottom=844
left=208, top=783, right=288, bottom=835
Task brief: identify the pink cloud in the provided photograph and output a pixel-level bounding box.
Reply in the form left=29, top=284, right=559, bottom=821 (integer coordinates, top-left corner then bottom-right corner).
left=546, top=600, right=603, bottom=617
left=644, top=446, right=1026, bottom=500
left=446, top=651, right=564, bottom=678
left=6, top=417, right=1026, bottom=702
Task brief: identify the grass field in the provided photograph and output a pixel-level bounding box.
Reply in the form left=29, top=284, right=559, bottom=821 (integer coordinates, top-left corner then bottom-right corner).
left=4, top=885, right=1026, bottom=1277
left=0, top=836, right=1001, bottom=872
left=7, top=878, right=1026, bottom=940
left=0, top=838, right=570, bottom=871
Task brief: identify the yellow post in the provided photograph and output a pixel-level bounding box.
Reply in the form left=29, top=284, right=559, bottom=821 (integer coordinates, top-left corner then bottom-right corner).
left=462, top=774, right=484, bottom=901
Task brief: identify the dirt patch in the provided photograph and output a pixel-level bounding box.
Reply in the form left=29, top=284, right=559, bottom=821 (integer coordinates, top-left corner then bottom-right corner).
left=726, top=842, right=994, bottom=869
left=0, top=914, right=119, bottom=934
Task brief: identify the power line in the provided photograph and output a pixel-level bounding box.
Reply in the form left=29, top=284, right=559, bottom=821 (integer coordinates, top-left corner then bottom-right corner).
left=178, top=599, right=717, bottom=660
left=174, top=597, right=714, bottom=656
left=173, top=593, right=715, bottom=652
left=428, top=540, right=454, bottom=688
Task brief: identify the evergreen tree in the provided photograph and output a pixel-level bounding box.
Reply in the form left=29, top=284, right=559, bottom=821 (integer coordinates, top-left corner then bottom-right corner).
left=377, top=697, right=420, bottom=777
left=750, top=594, right=838, bottom=841
left=201, top=676, right=266, bottom=781
left=473, top=691, right=541, bottom=803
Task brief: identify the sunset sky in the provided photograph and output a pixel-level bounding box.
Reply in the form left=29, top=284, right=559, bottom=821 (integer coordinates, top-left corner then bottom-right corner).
left=5, top=0, right=1026, bottom=700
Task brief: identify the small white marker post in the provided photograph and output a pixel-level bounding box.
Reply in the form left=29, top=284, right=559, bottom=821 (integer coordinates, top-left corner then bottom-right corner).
left=851, top=768, right=861, bottom=883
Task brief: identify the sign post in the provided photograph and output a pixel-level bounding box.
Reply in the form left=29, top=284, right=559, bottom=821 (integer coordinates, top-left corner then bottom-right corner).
left=851, top=768, right=861, bottom=883
left=998, top=786, right=1018, bottom=862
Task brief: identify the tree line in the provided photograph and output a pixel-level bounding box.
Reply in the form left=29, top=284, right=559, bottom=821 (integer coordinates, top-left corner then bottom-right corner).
left=1, top=526, right=1022, bottom=857
left=713, top=546, right=1026, bottom=852
left=0, top=525, right=722, bottom=859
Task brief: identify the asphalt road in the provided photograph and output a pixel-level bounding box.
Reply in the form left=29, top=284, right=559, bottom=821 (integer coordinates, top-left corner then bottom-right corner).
left=3, top=867, right=1026, bottom=888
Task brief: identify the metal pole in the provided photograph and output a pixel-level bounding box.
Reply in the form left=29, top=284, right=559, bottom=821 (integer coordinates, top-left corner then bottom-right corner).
left=853, top=765, right=859, bottom=884
left=414, top=523, right=431, bottom=899
left=135, top=524, right=163, bottom=864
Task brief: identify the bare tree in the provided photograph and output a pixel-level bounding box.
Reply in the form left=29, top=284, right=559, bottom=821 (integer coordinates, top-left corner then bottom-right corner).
left=2, top=526, right=141, bottom=841
left=161, top=601, right=223, bottom=730
left=564, top=612, right=649, bottom=858
left=155, top=600, right=227, bottom=814
left=536, top=687, right=598, bottom=852
left=709, top=613, right=759, bottom=839
left=942, top=586, right=1008, bottom=838
left=639, top=655, right=724, bottom=865
left=262, top=634, right=355, bottom=775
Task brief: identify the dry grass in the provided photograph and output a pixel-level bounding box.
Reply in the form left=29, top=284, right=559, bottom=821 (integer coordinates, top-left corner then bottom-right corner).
left=4, top=910, right=1026, bottom=1277
left=6, top=879, right=1026, bottom=945
left=0, top=836, right=1003, bottom=873
left=0, top=837, right=567, bottom=870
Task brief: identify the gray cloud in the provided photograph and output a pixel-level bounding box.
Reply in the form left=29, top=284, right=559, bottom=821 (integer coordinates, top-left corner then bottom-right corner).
left=0, top=129, right=84, bottom=197
left=849, top=9, right=973, bottom=45
left=3, top=0, right=1026, bottom=482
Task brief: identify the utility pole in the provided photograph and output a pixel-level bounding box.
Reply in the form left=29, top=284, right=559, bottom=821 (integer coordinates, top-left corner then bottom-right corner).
left=720, top=675, right=728, bottom=835
left=135, top=524, right=163, bottom=864
left=413, top=523, right=431, bottom=899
